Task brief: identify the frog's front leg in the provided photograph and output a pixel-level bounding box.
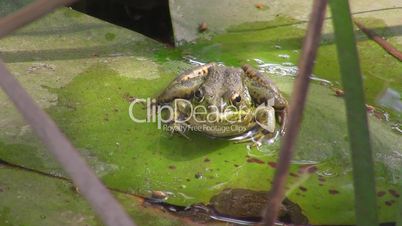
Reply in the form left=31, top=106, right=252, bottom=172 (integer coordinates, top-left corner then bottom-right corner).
left=255, top=104, right=276, bottom=133
left=241, top=64, right=288, bottom=134
left=157, top=63, right=215, bottom=104
left=277, top=108, right=288, bottom=135
left=230, top=105, right=277, bottom=147
left=252, top=105, right=278, bottom=146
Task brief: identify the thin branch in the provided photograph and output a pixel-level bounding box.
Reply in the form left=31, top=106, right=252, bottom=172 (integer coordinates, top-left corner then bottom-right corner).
left=0, top=0, right=77, bottom=39
left=262, top=0, right=328, bottom=225
left=0, top=60, right=136, bottom=226
left=354, top=20, right=402, bottom=61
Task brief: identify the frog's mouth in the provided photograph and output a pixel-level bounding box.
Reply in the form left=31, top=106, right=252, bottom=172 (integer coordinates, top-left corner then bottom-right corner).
left=190, top=107, right=255, bottom=125
left=180, top=107, right=257, bottom=137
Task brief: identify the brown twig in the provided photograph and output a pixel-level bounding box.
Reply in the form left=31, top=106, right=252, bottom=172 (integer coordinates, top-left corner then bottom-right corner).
left=354, top=20, right=402, bottom=61
left=0, top=0, right=77, bottom=39
left=261, top=0, right=328, bottom=225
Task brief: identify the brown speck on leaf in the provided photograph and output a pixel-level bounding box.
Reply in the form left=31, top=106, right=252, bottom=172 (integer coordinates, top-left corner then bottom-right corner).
left=299, top=186, right=308, bottom=192
left=198, top=22, right=208, bottom=32
left=329, top=189, right=339, bottom=195
left=334, top=88, right=344, bottom=97
left=168, top=165, right=176, bottom=170
left=123, top=92, right=136, bottom=103
left=377, top=191, right=386, bottom=197
left=388, top=189, right=400, bottom=198
left=267, top=161, right=277, bottom=168
left=255, top=3, right=268, bottom=10
left=234, top=164, right=240, bottom=167
left=247, top=157, right=265, bottom=164
left=204, top=158, right=210, bottom=163
left=318, top=176, right=326, bottom=182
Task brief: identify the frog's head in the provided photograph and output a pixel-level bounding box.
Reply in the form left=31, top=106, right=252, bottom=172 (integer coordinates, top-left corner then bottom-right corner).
left=190, top=66, right=255, bottom=123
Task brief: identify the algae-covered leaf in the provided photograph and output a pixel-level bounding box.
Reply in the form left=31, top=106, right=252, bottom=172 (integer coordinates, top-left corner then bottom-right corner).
left=0, top=4, right=401, bottom=226
left=0, top=164, right=199, bottom=226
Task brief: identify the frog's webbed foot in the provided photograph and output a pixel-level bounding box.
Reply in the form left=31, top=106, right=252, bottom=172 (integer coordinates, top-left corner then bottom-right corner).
left=230, top=105, right=279, bottom=147
left=230, top=127, right=279, bottom=149
left=255, top=105, right=276, bottom=133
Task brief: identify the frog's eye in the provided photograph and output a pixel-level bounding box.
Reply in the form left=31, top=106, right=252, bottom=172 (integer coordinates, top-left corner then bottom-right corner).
left=232, top=94, right=242, bottom=103
left=194, top=89, right=203, bottom=99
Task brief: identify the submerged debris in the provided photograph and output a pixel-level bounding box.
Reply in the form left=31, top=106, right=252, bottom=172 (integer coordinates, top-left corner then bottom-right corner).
left=145, top=188, right=308, bottom=225
left=151, top=191, right=169, bottom=202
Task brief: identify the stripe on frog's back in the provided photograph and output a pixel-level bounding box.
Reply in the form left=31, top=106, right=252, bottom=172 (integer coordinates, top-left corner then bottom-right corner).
left=179, top=63, right=216, bottom=81
left=241, top=64, right=274, bottom=88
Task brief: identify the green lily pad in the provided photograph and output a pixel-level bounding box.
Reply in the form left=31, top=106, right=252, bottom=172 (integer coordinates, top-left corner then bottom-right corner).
left=0, top=5, right=401, bottom=226
left=0, top=164, right=204, bottom=226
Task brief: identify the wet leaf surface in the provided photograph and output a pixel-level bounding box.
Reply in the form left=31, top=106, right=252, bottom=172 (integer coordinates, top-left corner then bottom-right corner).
left=0, top=4, right=401, bottom=226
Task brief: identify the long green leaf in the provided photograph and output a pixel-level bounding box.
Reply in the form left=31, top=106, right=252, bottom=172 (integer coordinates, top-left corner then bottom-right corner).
left=329, top=1, right=379, bottom=226
left=398, top=184, right=402, bottom=226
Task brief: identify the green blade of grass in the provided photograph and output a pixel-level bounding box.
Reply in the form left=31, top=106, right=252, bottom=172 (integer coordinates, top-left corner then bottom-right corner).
left=329, top=1, right=379, bottom=226
left=398, top=184, right=402, bottom=226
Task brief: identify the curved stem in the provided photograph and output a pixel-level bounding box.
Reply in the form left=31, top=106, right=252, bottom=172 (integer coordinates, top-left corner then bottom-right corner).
left=261, top=0, right=328, bottom=225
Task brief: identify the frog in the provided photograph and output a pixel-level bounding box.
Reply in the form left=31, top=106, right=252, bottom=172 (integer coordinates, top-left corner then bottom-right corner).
left=156, top=63, right=288, bottom=145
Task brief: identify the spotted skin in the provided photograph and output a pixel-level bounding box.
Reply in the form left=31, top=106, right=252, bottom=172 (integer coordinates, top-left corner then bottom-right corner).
left=156, top=63, right=288, bottom=144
